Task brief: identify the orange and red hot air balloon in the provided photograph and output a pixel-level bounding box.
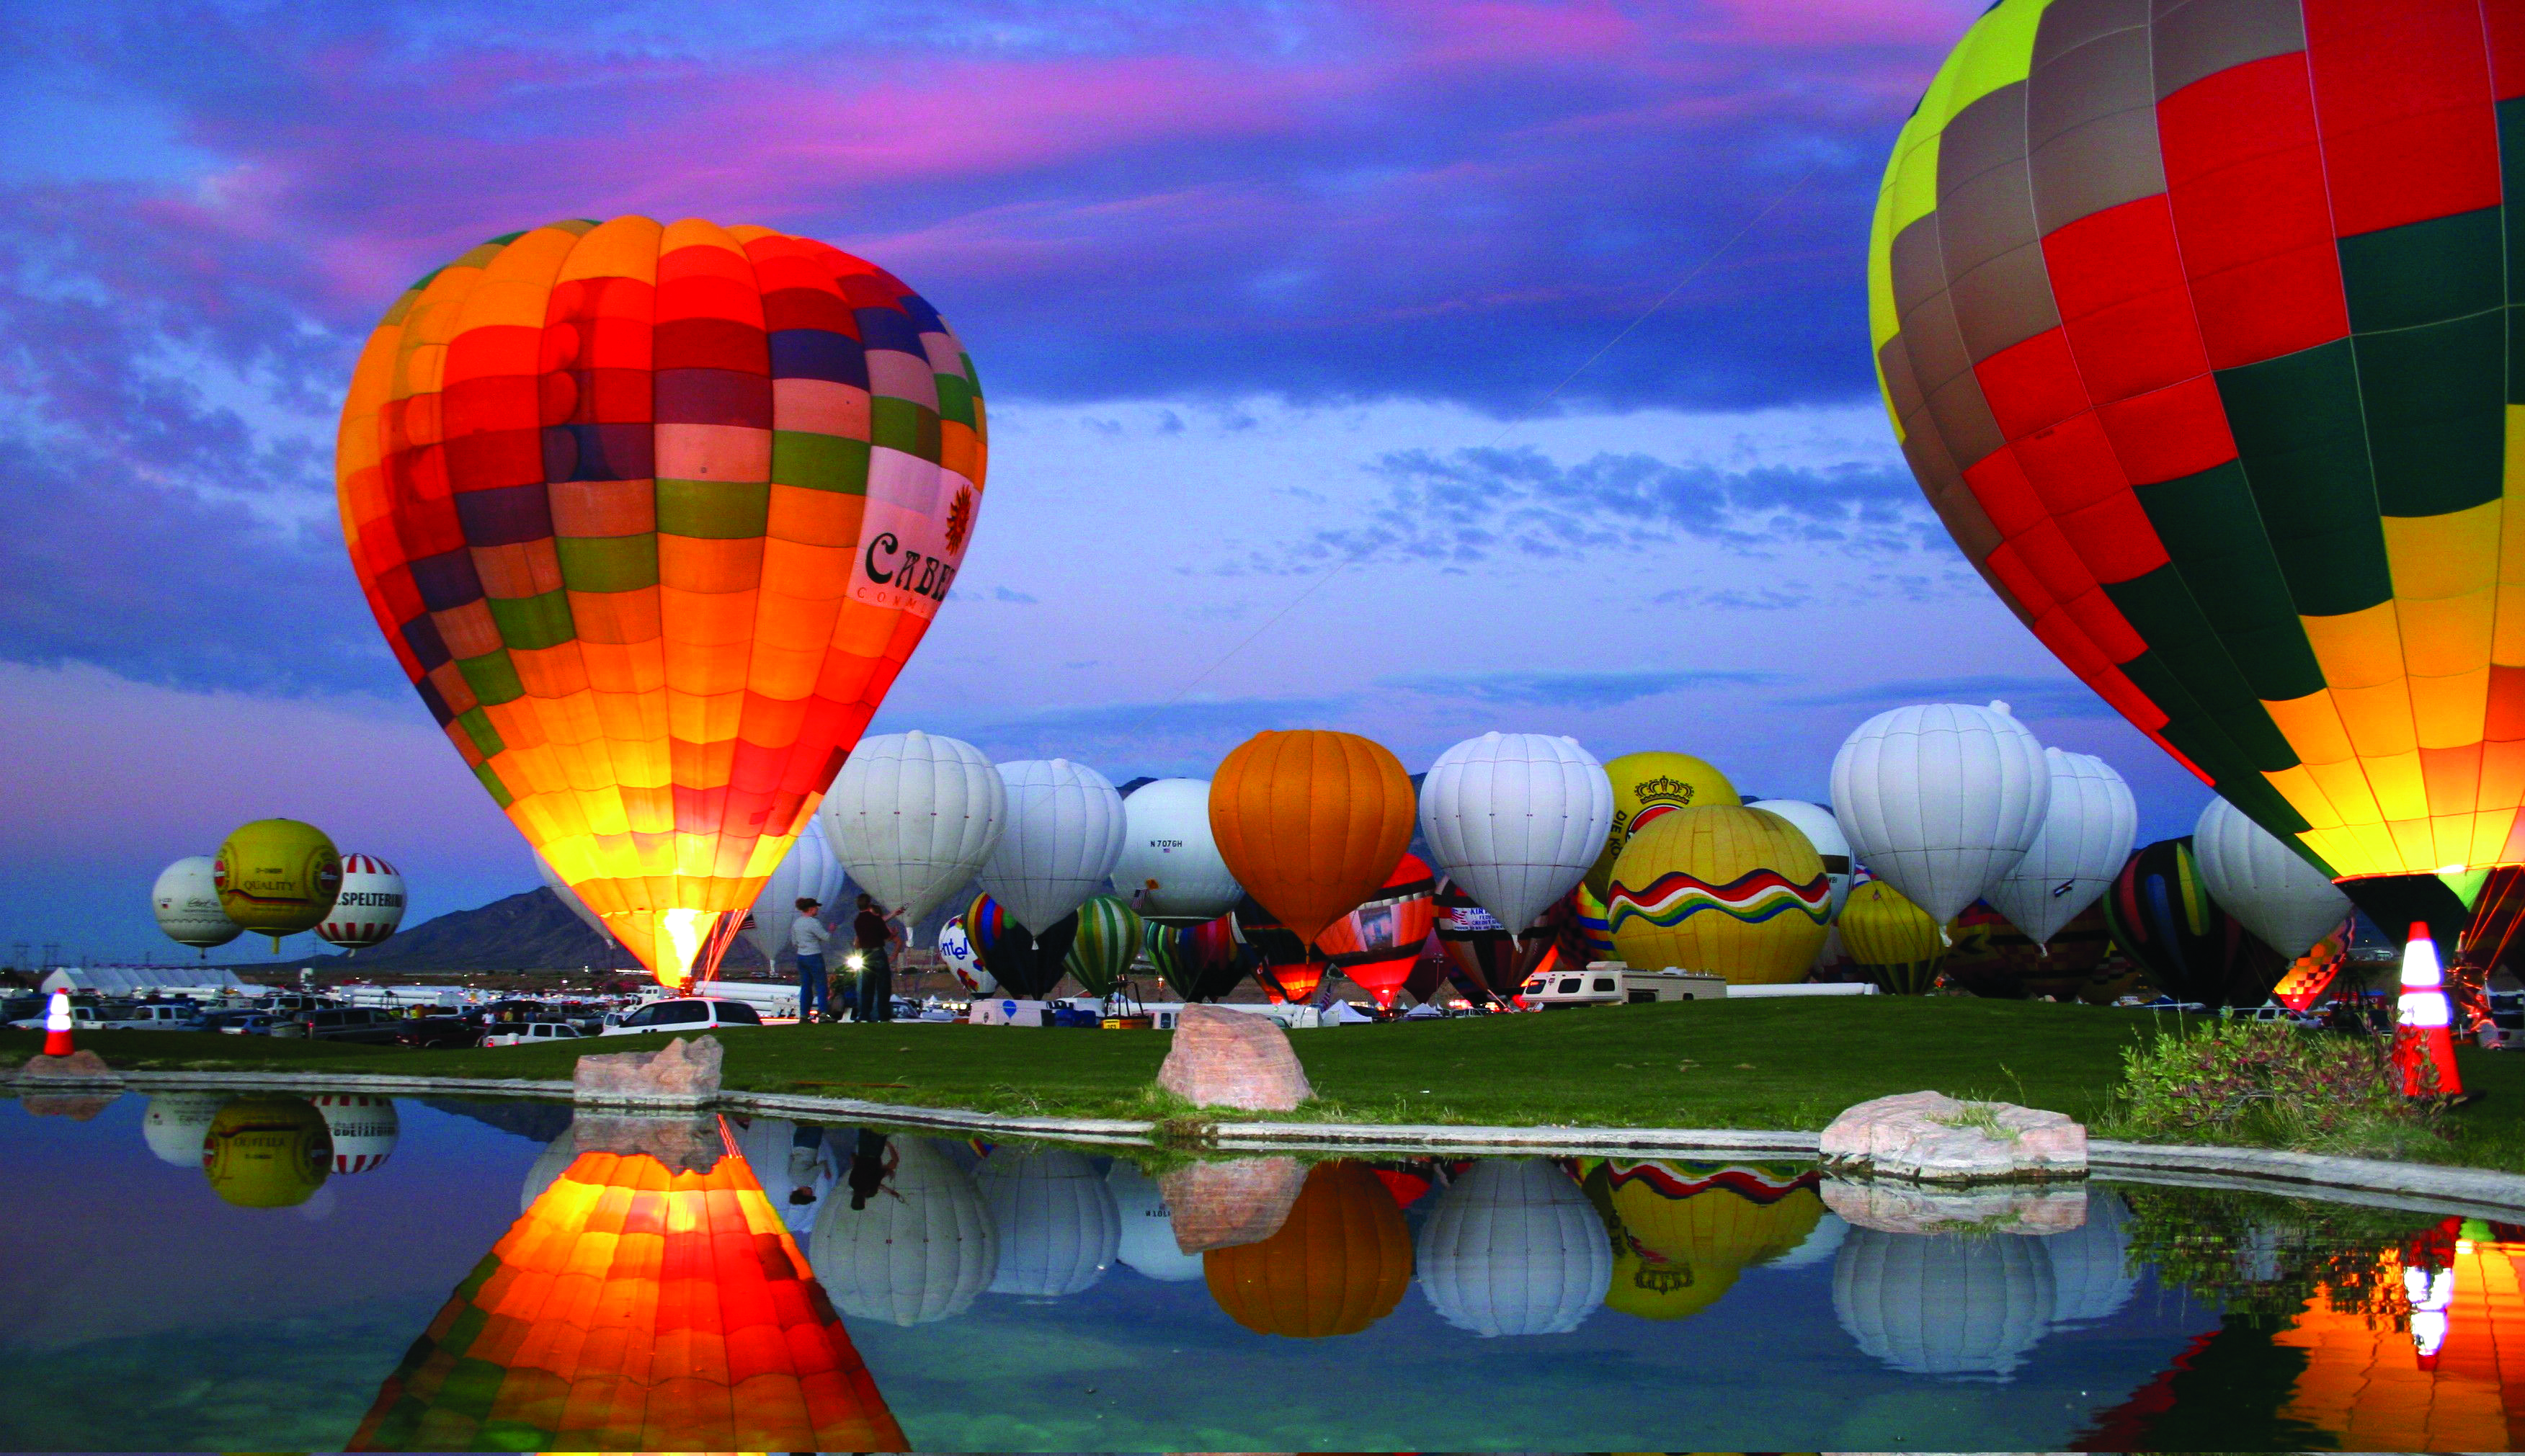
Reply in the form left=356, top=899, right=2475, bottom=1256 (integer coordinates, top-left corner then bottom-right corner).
left=337, top=217, right=984, bottom=985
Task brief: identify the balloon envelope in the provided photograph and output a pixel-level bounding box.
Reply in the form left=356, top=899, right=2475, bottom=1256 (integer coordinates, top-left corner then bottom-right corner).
left=1114, top=778, right=1242, bottom=924
left=2194, top=795, right=2354, bottom=960
left=337, top=218, right=985, bottom=987
left=1434, top=876, right=1558, bottom=1001
left=1942, top=900, right=2143, bottom=1004
left=1231, top=893, right=1328, bottom=1004
left=1063, top=894, right=1145, bottom=998
left=1108, top=1162, right=1206, bottom=1282
left=1316, top=854, right=1438, bottom=1009
left=810, top=1135, right=997, bottom=1326
left=1210, top=730, right=1416, bottom=948
left=1606, top=805, right=1830, bottom=984
left=974, top=1148, right=1118, bottom=1298
left=1203, top=1161, right=1411, bottom=1338
left=1589, top=751, right=1741, bottom=897
left=311, top=1093, right=401, bottom=1175
left=152, top=857, right=240, bottom=951
left=1983, top=750, right=2136, bottom=948
left=1838, top=880, right=1945, bottom=996
left=2105, top=838, right=2289, bottom=1009
left=319, top=854, right=408, bottom=950
left=1420, top=733, right=1613, bottom=937
left=1831, top=702, right=2050, bottom=924
left=1746, top=800, right=1852, bottom=921
left=1591, top=1160, right=1824, bottom=1322
left=1416, top=1158, right=1610, bottom=1337
left=819, top=730, right=1005, bottom=931
left=963, top=893, right=1076, bottom=999
left=215, top=819, right=342, bottom=939
left=1144, top=914, right=1246, bottom=1002
left=978, top=759, right=1126, bottom=938
left=1834, top=1228, right=2055, bottom=1377
left=936, top=915, right=996, bottom=996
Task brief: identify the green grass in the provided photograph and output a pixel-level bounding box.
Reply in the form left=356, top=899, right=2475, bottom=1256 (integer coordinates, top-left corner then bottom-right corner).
left=12, top=1000, right=2525, bottom=1170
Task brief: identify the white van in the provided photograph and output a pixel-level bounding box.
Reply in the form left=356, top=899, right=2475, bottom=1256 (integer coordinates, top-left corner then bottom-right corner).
left=1518, top=963, right=1729, bottom=1007
left=600, top=997, right=765, bottom=1036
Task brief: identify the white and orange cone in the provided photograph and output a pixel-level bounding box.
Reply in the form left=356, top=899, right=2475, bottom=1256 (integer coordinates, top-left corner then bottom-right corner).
left=41, top=988, right=74, bottom=1058
left=2395, top=921, right=2464, bottom=1099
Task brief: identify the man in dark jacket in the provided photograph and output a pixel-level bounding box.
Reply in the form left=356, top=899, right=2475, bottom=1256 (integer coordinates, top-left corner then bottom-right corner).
left=852, top=893, right=902, bottom=1022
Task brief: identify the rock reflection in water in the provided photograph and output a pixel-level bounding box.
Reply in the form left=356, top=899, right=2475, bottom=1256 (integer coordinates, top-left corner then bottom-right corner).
left=1582, top=1161, right=1824, bottom=1321
left=1416, top=1157, right=1610, bottom=1337
left=1159, top=1155, right=1305, bottom=1252
left=809, top=1134, right=998, bottom=1326
left=349, top=1112, right=904, bottom=1454
left=1203, top=1161, right=1411, bottom=1338
left=1108, top=1161, right=1204, bottom=1282
left=973, top=1146, right=1118, bottom=1297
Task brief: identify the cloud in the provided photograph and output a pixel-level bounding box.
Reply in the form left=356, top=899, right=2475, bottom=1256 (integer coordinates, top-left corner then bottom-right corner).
left=1389, top=668, right=1782, bottom=709
left=891, top=692, right=1355, bottom=778
left=1779, top=672, right=2116, bottom=721
left=989, top=586, right=1040, bottom=603
left=1653, top=584, right=1817, bottom=611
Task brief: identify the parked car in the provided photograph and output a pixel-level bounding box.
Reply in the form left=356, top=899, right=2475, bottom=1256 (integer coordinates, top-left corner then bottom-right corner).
left=275, top=1006, right=406, bottom=1044
left=482, top=1022, right=587, bottom=1048
left=2129, top=996, right=2208, bottom=1014
left=599, top=998, right=764, bottom=1036
left=2235, top=1001, right=2323, bottom=1030
left=111, top=1003, right=204, bottom=1032
left=393, top=1017, right=484, bottom=1050
left=201, top=1010, right=282, bottom=1036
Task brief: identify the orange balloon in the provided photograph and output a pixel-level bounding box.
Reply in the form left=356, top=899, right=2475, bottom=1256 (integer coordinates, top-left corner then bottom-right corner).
left=1209, top=731, right=1415, bottom=950
left=1203, top=1161, right=1411, bottom=1337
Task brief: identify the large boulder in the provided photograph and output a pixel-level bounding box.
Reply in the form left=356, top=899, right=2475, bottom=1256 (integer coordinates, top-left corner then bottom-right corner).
left=1820, top=1090, right=2085, bottom=1182
left=1157, top=1006, right=1312, bottom=1112
left=573, top=1035, right=721, bottom=1107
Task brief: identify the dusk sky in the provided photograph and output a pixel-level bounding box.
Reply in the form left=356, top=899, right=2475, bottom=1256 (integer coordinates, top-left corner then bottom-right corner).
left=0, top=0, right=2218, bottom=963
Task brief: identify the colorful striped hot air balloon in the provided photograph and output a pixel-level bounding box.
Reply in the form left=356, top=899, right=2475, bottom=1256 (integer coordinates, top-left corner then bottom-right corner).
left=1063, top=894, right=1145, bottom=999
left=1838, top=879, right=1947, bottom=996
left=1870, top=1, right=2525, bottom=893
left=1315, top=854, right=1438, bottom=1010
left=1605, top=805, right=1830, bottom=984
left=1144, top=914, right=1246, bottom=1002
left=337, top=217, right=985, bottom=986
left=2104, top=837, right=2289, bottom=1009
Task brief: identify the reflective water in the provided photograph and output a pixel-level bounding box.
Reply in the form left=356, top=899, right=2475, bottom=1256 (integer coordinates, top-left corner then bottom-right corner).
left=0, top=1088, right=2517, bottom=1452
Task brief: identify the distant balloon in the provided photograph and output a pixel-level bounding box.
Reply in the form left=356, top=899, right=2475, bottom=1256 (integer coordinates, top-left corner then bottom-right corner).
left=936, top=916, right=997, bottom=996
left=1231, top=893, right=1328, bottom=1004
left=1316, top=854, right=1438, bottom=1009
left=974, top=1148, right=1119, bottom=1298
left=963, top=893, right=1077, bottom=1000
left=1589, top=751, right=1742, bottom=897
left=978, top=759, right=1126, bottom=939
left=1113, top=778, right=1242, bottom=924
left=311, top=1094, right=399, bottom=1175
left=1837, top=880, right=1945, bottom=996
left=1203, top=1161, right=1411, bottom=1338
left=819, top=731, right=1006, bottom=934
left=1941, top=901, right=2142, bottom=1004
left=1830, top=702, right=2050, bottom=924
left=1982, top=750, right=2137, bottom=950
left=2194, top=796, right=2354, bottom=960
left=1834, top=1228, right=2055, bottom=1377
left=1210, top=730, right=1416, bottom=949
left=1420, top=733, right=1614, bottom=939
left=1435, top=877, right=1558, bottom=1002
left=2104, top=839, right=2288, bottom=1009
left=1746, top=800, right=1852, bottom=921
left=810, top=1136, right=997, bottom=1326
left=1108, top=1163, right=1206, bottom=1282
left=201, top=1095, right=331, bottom=1209
left=742, top=819, right=848, bottom=968
left=319, top=854, right=409, bottom=952
left=214, top=819, right=342, bottom=944
left=1064, top=895, right=1145, bottom=999
left=1606, top=805, right=1830, bottom=984
left=141, top=1092, right=225, bottom=1167
left=1144, top=914, right=1245, bottom=1003
left=1416, top=1158, right=1611, bottom=1337
left=152, top=857, right=241, bottom=952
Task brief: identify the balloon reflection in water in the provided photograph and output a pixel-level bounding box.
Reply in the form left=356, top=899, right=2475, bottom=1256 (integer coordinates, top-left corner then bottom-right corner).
left=1416, top=1158, right=1610, bottom=1337
left=142, top=1093, right=226, bottom=1168
left=1833, top=1228, right=2054, bottom=1379
left=1203, top=1161, right=1411, bottom=1338
left=1108, top=1162, right=1206, bottom=1282
left=350, top=1114, right=904, bottom=1452
left=2044, top=1189, right=2138, bottom=1326
left=974, top=1147, right=1118, bottom=1297
left=311, top=1094, right=400, bottom=1175
left=729, top=1115, right=837, bottom=1235
left=810, top=1135, right=997, bottom=1326
left=202, top=1096, right=332, bottom=1210
left=1587, top=1161, right=1824, bottom=1321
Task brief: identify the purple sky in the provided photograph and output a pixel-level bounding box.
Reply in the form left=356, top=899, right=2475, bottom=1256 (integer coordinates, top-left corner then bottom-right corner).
left=0, top=0, right=2216, bottom=962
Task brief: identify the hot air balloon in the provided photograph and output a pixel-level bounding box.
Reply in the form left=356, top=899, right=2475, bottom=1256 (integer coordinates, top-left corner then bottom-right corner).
left=1108, top=1162, right=1206, bottom=1282
left=1587, top=751, right=1742, bottom=896
left=1558, top=882, right=1617, bottom=971
left=1231, top=893, right=1330, bottom=1004
left=141, top=1092, right=226, bottom=1168
left=1113, top=777, right=1242, bottom=924
left=310, top=1094, right=401, bottom=1176
left=1316, top=854, right=1438, bottom=1009
left=1587, top=1161, right=1825, bottom=1322
left=1144, top=913, right=1245, bottom=1002
left=1834, top=1228, right=2056, bottom=1378
left=1941, top=900, right=2144, bottom=1004
left=1416, top=1158, right=1611, bottom=1337
left=730, top=1115, right=839, bottom=1235
left=809, top=1135, right=997, bottom=1326
left=1063, top=894, right=1145, bottom=999
left=337, top=218, right=987, bottom=989
left=2105, top=838, right=2289, bottom=1009
left=819, top=730, right=1005, bottom=940
left=214, top=819, right=342, bottom=947
left=318, top=854, right=409, bottom=952
left=974, top=1148, right=1119, bottom=1298
left=152, top=857, right=241, bottom=954
left=963, top=892, right=1076, bottom=999
left=1981, top=750, right=2137, bottom=953
left=1203, top=1161, right=1411, bottom=1338
left=1434, top=876, right=1559, bottom=1003
left=1606, top=805, right=1830, bottom=984
left=1746, top=800, right=1853, bottom=920
left=741, top=818, right=848, bottom=968
left=936, top=914, right=997, bottom=996
left=520, top=1127, right=579, bottom=1213
left=1419, top=733, right=1615, bottom=939
left=1838, top=880, right=1946, bottom=996
left=2195, top=795, right=2355, bottom=960
left=2041, top=1189, right=2137, bottom=1326
left=1832, top=703, right=2049, bottom=925
left=201, top=1096, right=331, bottom=1210
left=1871, top=0, right=2525, bottom=896
left=1210, top=731, right=1416, bottom=949
left=978, top=759, right=1126, bottom=941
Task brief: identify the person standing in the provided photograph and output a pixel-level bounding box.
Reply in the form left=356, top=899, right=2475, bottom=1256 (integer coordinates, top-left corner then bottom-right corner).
left=852, top=893, right=902, bottom=1022
left=791, top=897, right=832, bottom=1023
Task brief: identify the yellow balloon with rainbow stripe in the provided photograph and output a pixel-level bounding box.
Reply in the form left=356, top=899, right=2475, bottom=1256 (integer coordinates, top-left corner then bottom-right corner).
left=1606, top=805, right=1829, bottom=984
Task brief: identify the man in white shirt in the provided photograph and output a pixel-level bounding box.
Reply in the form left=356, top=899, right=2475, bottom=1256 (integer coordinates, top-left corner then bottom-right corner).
left=791, top=898, right=833, bottom=1022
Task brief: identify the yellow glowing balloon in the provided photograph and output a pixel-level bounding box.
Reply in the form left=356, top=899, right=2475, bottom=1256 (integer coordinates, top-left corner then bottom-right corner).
left=202, top=1096, right=332, bottom=1209
left=1838, top=880, right=1946, bottom=996
left=213, top=818, right=342, bottom=943
left=1586, top=751, right=1741, bottom=896
left=1606, top=805, right=1827, bottom=984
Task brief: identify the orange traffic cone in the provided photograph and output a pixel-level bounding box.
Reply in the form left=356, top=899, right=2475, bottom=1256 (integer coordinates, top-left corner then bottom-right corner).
left=2395, top=921, right=2464, bottom=1098
left=41, top=988, right=74, bottom=1058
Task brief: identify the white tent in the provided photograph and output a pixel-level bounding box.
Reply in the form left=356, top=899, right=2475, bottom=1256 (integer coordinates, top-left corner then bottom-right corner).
left=42, top=965, right=254, bottom=998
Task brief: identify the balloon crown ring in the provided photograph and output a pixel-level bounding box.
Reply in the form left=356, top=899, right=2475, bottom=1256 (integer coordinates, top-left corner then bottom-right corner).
left=1634, top=775, right=1696, bottom=805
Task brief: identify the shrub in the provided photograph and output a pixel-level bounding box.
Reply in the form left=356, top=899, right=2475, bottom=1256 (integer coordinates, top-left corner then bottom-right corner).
left=2099, top=1019, right=2443, bottom=1158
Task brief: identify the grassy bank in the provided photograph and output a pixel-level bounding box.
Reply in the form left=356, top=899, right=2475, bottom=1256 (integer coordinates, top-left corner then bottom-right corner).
left=10, top=999, right=2525, bottom=1169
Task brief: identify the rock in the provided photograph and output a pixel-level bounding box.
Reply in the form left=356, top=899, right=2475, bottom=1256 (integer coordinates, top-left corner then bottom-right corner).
left=1157, top=1006, right=1312, bottom=1112
left=17, top=1090, right=119, bottom=1120
left=16, top=1050, right=117, bottom=1082
left=571, top=1112, right=728, bottom=1174
left=1819, top=1090, right=2085, bottom=1182
left=1161, top=1156, right=1306, bottom=1253
left=573, top=1035, right=722, bottom=1106
left=1823, top=1176, right=2088, bottom=1236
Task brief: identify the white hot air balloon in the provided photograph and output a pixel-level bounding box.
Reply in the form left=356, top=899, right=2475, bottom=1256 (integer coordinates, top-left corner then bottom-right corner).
left=976, top=759, right=1126, bottom=936
left=1833, top=1228, right=2055, bottom=1378
left=1107, top=1162, right=1206, bottom=1282
left=1113, top=779, right=1242, bottom=924
left=318, top=854, right=408, bottom=952
left=1420, top=733, right=1616, bottom=938
left=974, top=1147, right=1120, bottom=1298
left=1982, top=751, right=2137, bottom=947
left=2194, top=795, right=2353, bottom=960
left=741, top=820, right=850, bottom=969
left=1747, top=800, right=1853, bottom=921
left=1830, top=701, right=2051, bottom=925
left=2041, top=1189, right=2137, bottom=1326
left=820, top=731, right=1007, bottom=943
left=522, top=1127, right=579, bottom=1212
left=936, top=916, right=997, bottom=996
left=141, top=1092, right=226, bottom=1167
left=311, top=1094, right=400, bottom=1174
left=152, top=857, right=240, bottom=954
left=1415, top=1158, right=1611, bottom=1337
left=811, top=1136, right=999, bottom=1326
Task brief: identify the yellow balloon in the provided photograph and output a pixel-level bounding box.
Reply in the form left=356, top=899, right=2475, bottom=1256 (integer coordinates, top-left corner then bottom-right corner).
left=1606, top=805, right=1827, bottom=984
left=1839, top=880, right=1945, bottom=996
left=1588, top=1161, right=1823, bottom=1321
left=1587, top=752, right=1741, bottom=897
left=202, top=1096, right=332, bottom=1209
left=213, top=818, right=342, bottom=940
